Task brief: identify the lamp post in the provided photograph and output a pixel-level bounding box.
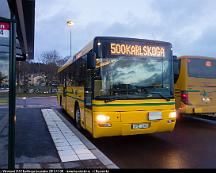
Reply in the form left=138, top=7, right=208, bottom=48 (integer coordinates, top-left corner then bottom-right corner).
left=67, top=20, right=74, bottom=58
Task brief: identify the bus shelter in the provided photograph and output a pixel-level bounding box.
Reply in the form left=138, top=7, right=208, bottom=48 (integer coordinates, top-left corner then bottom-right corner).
left=0, top=0, right=35, bottom=169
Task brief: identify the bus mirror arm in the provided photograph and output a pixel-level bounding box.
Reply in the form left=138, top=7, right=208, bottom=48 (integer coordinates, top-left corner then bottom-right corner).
left=87, top=52, right=96, bottom=69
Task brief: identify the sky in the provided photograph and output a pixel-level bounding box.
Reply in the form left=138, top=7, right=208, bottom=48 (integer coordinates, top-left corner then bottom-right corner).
left=34, top=0, right=216, bottom=61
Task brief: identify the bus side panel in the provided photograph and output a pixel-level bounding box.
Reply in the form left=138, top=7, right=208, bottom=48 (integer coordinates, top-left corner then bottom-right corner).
left=79, top=100, right=85, bottom=128
left=84, top=108, right=93, bottom=134
left=66, top=87, right=75, bottom=118
left=186, top=78, right=216, bottom=114
left=175, top=59, right=188, bottom=110
left=66, top=95, right=75, bottom=118
left=73, top=87, right=85, bottom=128
left=57, top=86, right=63, bottom=106
left=62, top=95, right=67, bottom=110
left=57, top=86, right=67, bottom=109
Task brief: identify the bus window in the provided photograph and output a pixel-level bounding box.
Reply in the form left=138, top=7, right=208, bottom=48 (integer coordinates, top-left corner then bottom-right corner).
left=188, top=59, right=216, bottom=79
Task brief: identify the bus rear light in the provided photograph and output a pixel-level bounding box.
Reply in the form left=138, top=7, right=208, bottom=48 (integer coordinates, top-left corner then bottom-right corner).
left=181, top=92, right=189, bottom=104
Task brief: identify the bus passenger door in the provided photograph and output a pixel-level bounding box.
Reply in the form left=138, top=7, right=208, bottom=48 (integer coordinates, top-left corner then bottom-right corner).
left=84, top=69, right=93, bottom=133
left=62, top=77, right=67, bottom=110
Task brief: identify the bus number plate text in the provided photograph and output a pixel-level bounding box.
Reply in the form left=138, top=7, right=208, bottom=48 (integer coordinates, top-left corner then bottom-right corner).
left=132, top=123, right=149, bottom=129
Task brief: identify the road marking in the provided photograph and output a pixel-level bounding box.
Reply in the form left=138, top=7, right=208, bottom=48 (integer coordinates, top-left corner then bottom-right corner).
left=41, top=109, right=96, bottom=162
left=188, top=116, right=216, bottom=125
left=53, top=109, right=119, bottom=169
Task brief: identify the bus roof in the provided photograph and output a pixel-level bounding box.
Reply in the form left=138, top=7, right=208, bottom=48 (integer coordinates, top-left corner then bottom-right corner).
left=58, top=40, right=94, bottom=73
left=94, top=36, right=172, bottom=45
left=58, top=36, right=172, bottom=73
left=178, top=56, right=216, bottom=60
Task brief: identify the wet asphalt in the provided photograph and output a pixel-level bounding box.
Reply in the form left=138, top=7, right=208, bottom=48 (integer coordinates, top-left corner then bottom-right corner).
left=84, top=116, right=216, bottom=168
left=17, top=97, right=216, bottom=168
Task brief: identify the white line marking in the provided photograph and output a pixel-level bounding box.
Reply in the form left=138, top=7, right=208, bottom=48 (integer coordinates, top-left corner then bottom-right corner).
left=187, top=116, right=216, bottom=125
left=41, top=109, right=96, bottom=162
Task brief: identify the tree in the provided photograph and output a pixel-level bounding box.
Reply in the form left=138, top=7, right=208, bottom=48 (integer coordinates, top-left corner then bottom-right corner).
left=39, top=50, right=61, bottom=65
left=15, top=50, right=69, bottom=93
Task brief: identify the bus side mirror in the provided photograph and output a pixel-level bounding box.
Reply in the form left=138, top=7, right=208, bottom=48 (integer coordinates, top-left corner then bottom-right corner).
left=87, top=52, right=96, bottom=69
left=173, top=55, right=177, bottom=61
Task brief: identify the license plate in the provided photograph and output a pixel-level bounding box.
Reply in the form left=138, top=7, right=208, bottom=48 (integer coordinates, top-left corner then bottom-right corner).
left=132, top=123, right=149, bottom=129
left=149, top=112, right=162, bottom=120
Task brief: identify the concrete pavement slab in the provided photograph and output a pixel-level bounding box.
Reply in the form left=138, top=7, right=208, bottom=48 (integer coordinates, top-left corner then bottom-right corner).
left=11, top=107, right=119, bottom=169
left=53, top=109, right=119, bottom=169
left=15, top=108, right=60, bottom=164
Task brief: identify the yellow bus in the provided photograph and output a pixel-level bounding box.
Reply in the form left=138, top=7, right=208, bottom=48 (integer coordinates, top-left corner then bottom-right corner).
left=57, top=37, right=176, bottom=138
left=174, top=56, right=216, bottom=117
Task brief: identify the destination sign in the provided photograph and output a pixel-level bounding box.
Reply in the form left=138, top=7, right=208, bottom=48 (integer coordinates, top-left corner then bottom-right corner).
left=110, top=43, right=165, bottom=57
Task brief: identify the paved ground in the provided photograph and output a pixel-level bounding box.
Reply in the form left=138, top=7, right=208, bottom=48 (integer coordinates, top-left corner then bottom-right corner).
left=0, top=120, right=8, bottom=169
left=0, top=97, right=118, bottom=169
left=55, top=97, right=216, bottom=168
left=0, top=108, right=8, bottom=169
left=82, top=116, right=216, bottom=168
left=0, top=108, right=7, bottom=121
left=15, top=108, right=60, bottom=164
left=3, top=96, right=216, bottom=169
left=14, top=108, right=108, bottom=169
left=16, top=97, right=59, bottom=108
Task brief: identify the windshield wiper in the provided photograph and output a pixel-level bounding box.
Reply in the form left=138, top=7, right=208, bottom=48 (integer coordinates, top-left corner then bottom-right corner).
left=104, top=98, right=116, bottom=103
left=150, top=92, right=171, bottom=101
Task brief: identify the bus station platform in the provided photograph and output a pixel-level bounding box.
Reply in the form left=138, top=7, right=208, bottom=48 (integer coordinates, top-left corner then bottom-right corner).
left=0, top=104, right=118, bottom=169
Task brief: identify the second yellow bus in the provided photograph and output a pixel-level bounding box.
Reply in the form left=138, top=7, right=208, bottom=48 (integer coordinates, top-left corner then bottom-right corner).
left=174, top=56, right=216, bottom=117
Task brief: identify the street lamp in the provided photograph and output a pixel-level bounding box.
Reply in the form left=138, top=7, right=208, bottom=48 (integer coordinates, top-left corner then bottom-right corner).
left=67, top=20, right=74, bottom=58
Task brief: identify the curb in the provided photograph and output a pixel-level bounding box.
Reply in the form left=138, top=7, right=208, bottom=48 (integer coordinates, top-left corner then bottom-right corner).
left=53, top=109, right=119, bottom=169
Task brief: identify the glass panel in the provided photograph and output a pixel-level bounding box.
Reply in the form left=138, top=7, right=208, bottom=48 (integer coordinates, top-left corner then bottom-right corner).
left=188, top=59, right=216, bottom=79
left=94, top=55, right=172, bottom=100
left=0, top=22, right=9, bottom=168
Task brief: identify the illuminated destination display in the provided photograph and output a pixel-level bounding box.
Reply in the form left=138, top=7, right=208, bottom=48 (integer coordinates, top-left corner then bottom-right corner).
left=110, top=43, right=165, bottom=57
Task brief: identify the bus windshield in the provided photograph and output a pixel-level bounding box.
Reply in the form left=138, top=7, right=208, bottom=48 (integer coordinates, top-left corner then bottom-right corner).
left=94, top=56, right=173, bottom=100
left=188, top=59, right=216, bottom=79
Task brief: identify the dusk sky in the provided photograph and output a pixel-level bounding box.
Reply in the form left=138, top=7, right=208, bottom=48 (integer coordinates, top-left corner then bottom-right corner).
left=35, top=0, right=216, bottom=61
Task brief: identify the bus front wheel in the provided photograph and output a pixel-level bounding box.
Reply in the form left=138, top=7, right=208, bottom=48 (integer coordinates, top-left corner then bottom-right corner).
left=75, top=105, right=82, bottom=130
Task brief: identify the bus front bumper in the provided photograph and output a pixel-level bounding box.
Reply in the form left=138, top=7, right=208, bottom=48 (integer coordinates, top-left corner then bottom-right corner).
left=92, top=118, right=176, bottom=138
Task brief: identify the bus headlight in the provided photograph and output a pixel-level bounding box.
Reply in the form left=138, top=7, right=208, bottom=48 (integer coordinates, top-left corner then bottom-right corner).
left=96, top=115, right=110, bottom=123
left=169, top=112, right=177, bottom=118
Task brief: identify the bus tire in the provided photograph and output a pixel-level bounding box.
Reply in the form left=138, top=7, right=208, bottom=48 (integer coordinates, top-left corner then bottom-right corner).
left=75, top=105, right=82, bottom=130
